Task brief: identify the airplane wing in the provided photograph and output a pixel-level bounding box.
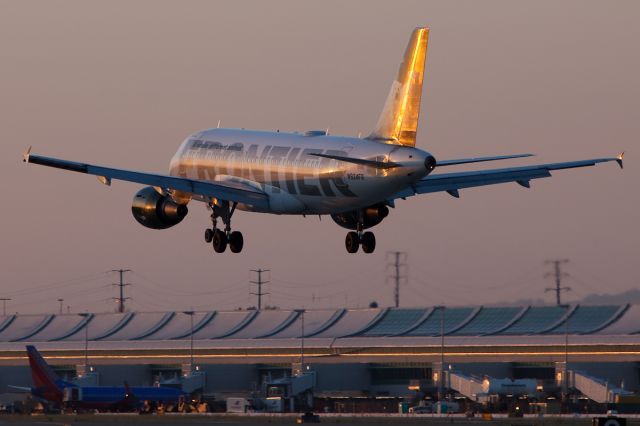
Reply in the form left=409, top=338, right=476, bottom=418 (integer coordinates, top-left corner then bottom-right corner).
left=24, top=150, right=270, bottom=209
left=392, top=154, right=624, bottom=200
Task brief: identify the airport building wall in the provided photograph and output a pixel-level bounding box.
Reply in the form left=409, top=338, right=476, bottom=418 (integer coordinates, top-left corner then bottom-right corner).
left=1, top=361, right=638, bottom=398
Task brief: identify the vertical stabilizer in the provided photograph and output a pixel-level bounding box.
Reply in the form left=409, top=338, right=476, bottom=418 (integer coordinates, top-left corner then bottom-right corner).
left=368, top=27, right=429, bottom=147
left=26, top=345, right=62, bottom=394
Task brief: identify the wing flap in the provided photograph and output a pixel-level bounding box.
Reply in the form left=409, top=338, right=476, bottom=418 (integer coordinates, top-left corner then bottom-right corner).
left=26, top=153, right=270, bottom=209
left=7, top=385, right=32, bottom=393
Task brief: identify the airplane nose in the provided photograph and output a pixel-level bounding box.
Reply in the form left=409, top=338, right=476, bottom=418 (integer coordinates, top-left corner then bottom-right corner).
left=425, top=155, right=436, bottom=172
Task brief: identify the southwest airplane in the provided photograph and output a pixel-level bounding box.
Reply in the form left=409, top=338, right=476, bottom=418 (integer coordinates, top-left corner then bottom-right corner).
left=18, top=345, right=187, bottom=411
left=24, top=28, right=623, bottom=254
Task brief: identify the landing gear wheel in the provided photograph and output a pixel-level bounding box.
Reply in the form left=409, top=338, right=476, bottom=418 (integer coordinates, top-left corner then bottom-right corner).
left=204, top=228, right=214, bottom=243
left=229, top=231, right=244, bottom=253
left=361, top=231, right=376, bottom=253
left=345, top=231, right=360, bottom=253
left=212, top=229, right=228, bottom=253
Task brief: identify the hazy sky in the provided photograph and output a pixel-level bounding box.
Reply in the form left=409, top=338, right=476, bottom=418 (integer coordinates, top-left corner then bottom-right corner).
left=1, top=0, right=638, bottom=314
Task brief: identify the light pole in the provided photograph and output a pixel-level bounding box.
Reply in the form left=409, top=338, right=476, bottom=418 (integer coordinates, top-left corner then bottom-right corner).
left=295, top=309, right=306, bottom=374
left=435, top=305, right=446, bottom=401
left=565, top=316, right=569, bottom=374
left=183, top=311, right=195, bottom=373
left=78, top=313, right=91, bottom=371
left=562, top=305, right=570, bottom=410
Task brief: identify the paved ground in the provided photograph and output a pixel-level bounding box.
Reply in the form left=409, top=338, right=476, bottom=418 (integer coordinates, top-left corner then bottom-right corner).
left=0, top=414, right=635, bottom=426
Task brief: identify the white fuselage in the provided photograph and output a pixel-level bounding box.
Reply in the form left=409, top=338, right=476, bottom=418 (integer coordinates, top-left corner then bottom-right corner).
left=169, top=128, right=433, bottom=214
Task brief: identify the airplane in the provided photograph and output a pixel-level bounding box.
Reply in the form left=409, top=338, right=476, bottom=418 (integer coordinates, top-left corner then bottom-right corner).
left=18, top=345, right=188, bottom=411
left=23, top=27, right=623, bottom=254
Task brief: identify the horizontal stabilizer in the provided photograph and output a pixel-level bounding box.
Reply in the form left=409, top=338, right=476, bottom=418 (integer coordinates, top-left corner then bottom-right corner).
left=309, top=153, right=399, bottom=169
left=7, top=385, right=32, bottom=393
left=437, top=153, right=534, bottom=167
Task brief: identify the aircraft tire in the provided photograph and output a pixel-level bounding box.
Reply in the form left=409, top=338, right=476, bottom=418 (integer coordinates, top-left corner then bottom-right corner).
left=361, top=231, right=376, bottom=253
left=229, top=231, right=244, bottom=253
left=345, top=231, right=360, bottom=253
left=212, top=229, right=228, bottom=253
left=204, top=228, right=214, bottom=243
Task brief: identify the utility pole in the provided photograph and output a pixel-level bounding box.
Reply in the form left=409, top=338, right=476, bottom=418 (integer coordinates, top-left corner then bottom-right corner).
left=183, top=311, right=195, bottom=373
left=57, top=298, right=64, bottom=314
left=250, top=269, right=270, bottom=310
left=0, top=298, right=10, bottom=316
left=112, top=269, right=132, bottom=313
left=545, top=259, right=570, bottom=306
left=387, top=252, right=407, bottom=308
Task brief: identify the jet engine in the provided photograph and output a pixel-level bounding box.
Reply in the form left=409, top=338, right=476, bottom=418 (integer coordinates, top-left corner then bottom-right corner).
left=331, top=204, right=389, bottom=230
left=131, top=187, right=188, bottom=229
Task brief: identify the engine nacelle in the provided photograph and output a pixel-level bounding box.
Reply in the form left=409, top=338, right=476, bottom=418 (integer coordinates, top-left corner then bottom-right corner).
left=131, top=187, right=188, bottom=230
left=331, top=204, right=389, bottom=230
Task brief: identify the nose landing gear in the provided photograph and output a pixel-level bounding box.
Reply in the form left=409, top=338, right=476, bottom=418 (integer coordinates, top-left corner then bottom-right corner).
left=228, top=231, right=244, bottom=253
left=204, top=201, right=244, bottom=254
left=212, top=229, right=227, bottom=253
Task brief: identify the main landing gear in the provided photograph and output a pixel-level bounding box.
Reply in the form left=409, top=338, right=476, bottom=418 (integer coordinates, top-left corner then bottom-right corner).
left=345, top=217, right=376, bottom=254
left=204, top=201, right=244, bottom=253
left=345, top=231, right=376, bottom=253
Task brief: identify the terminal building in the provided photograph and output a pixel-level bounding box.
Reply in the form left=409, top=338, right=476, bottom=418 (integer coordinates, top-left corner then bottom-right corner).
left=0, top=304, right=639, bottom=410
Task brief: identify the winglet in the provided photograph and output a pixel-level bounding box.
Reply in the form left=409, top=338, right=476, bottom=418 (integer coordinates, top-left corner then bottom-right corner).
left=23, top=146, right=32, bottom=163
left=616, top=152, right=624, bottom=169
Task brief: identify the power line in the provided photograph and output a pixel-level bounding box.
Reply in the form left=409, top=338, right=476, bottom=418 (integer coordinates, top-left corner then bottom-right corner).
left=250, top=269, right=270, bottom=310
left=0, top=298, right=11, bottom=316
left=3, top=272, right=108, bottom=298
left=545, top=259, right=570, bottom=306
left=387, top=252, right=407, bottom=308
left=112, top=269, right=132, bottom=313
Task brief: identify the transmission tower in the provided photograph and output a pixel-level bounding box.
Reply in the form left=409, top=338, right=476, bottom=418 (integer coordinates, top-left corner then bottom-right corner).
left=250, top=269, right=270, bottom=310
left=112, top=269, right=132, bottom=313
left=545, top=259, right=570, bottom=306
left=386, top=252, right=407, bottom=308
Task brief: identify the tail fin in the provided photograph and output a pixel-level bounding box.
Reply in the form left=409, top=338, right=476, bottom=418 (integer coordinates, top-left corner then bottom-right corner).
left=26, top=345, right=62, bottom=393
left=368, top=27, right=429, bottom=147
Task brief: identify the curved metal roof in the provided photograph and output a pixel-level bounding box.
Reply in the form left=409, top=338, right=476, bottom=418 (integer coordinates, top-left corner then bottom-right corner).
left=0, top=304, right=635, bottom=344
